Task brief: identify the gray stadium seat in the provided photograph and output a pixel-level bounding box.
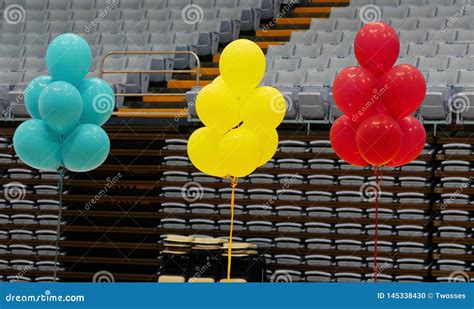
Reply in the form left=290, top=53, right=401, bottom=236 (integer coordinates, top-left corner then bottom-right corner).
left=267, top=44, right=294, bottom=58
left=320, top=43, right=350, bottom=57
left=417, top=57, right=449, bottom=70
left=382, top=7, right=409, bottom=18
left=25, top=0, right=48, bottom=10
left=71, top=0, right=94, bottom=10
left=293, top=44, right=320, bottom=57
left=399, top=30, right=427, bottom=43
left=310, top=19, right=337, bottom=31
left=317, top=32, right=343, bottom=45
left=331, top=7, right=356, bottom=19
left=437, top=43, right=467, bottom=57
left=48, top=10, right=73, bottom=22
left=271, top=57, right=300, bottom=72
left=290, top=31, right=317, bottom=44
left=389, top=18, right=418, bottom=30
left=407, top=43, right=438, bottom=57
left=49, top=0, right=72, bottom=10
left=121, top=9, right=147, bottom=21
left=408, top=7, right=437, bottom=18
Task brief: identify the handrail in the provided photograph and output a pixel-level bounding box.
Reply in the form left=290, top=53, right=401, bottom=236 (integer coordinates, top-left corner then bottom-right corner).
left=99, top=50, right=201, bottom=97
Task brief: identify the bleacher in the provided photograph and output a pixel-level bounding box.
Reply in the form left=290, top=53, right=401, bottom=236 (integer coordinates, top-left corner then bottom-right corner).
left=0, top=0, right=280, bottom=117
left=255, top=0, right=474, bottom=124
left=0, top=0, right=473, bottom=283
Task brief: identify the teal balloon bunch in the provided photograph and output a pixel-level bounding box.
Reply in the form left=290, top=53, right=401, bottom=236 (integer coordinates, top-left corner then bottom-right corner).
left=14, top=33, right=114, bottom=172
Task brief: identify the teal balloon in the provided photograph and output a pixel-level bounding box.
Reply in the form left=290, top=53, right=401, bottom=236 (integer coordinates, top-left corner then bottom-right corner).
left=46, top=33, right=91, bottom=85
left=39, top=81, right=83, bottom=134
left=62, top=124, right=110, bottom=172
left=24, top=75, right=53, bottom=119
left=13, top=119, right=62, bottom=171
left=77, top=78, right=115, bottom=126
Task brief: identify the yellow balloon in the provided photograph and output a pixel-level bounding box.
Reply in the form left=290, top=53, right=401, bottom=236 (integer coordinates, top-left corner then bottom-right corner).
left=242, top=86, right=286, bottom=129
left=195, top=83, right=240, bottom=133
left=219, top=39, right=266, bottom=96
left=187, top=127, right=228, bottom=177
left=218, top=127, right=262, bottom=177
left=252, top=126, right=279, bottom=166
left=212, top=75, right=225, bottom=85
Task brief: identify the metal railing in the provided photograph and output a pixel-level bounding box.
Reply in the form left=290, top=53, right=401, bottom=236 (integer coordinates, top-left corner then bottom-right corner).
left=100, top=50, right=200, bottom=118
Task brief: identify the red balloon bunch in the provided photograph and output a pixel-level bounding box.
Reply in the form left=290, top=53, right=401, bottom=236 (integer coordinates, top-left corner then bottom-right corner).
left=331, top=22, right=427, bottom=167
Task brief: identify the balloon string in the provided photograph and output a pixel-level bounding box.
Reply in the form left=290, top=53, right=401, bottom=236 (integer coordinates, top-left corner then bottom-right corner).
left=374, top=166, right=381, bottom=283
left=227, top=177, right=238, bottom=281
left=53, top=167, right=64, bottom=282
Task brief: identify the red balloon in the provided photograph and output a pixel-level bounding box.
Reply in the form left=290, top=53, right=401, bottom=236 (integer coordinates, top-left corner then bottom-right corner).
left=379, top=64, right=427, bottom=120
left=356, top=114, right=402, bottom=166
left=330, top=115, right=368, bottom=166
left=332, top=66, right=380, bottom=124
left=354, top=22, right=400, bottom=77
left=387, top=116, right=426, bottom=167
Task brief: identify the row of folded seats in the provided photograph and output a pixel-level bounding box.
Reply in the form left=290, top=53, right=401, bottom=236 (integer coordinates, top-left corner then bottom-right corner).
left=0, top=260, right=63, bottom=282
left=270, top=266, right=473, bottom=282
left=0, top=214, right=64, bottom=225
left=272, top=42, right=474, bottom=58
left=5, top=0, right=278, bottom=21
left=309, top=18, right=474, bottom=32
left=158, top=219, right=436, bottom=237
left=266, top=255, right=472, bottom=271
left=160, top=203, right=435, bottom=219
left=350, top=0, right=465, bottom=6
left=161, top=185, right=431, bottom=203
left=163, top=139, right=469, bottom=155
left=268, top=270, right=425, bottom=282
left=163, top=156, right=435, bottom=171
left=162, top=172, right=433, bottom=186
left=268, top=56, right=474, bottom=72
left=0, top=199, right=65, bottom=210
left=332, top=5, right=474, bottom=19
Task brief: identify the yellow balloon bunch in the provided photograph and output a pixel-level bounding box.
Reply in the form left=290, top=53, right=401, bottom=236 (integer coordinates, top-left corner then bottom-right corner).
left=187, top=39, right=286, bottom=178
